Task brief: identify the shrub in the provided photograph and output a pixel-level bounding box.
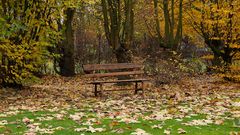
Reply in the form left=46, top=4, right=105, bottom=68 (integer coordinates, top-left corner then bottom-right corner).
left=0, top=1, right=61, bottom=86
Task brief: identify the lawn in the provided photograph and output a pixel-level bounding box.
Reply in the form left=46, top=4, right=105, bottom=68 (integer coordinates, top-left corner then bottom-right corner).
left=0, top=97, right=239, bottom=135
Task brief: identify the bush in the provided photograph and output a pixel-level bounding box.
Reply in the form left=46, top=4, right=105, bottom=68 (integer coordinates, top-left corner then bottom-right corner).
left=0, top=1, right=61, bottom=86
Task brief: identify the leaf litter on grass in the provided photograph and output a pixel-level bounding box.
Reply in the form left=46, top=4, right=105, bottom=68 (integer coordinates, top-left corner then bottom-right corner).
left=0, top=75, right=239, bottom=134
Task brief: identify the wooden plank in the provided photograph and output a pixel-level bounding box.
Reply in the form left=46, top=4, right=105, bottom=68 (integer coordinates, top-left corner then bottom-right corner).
left=95, top=88, right=143, bottom=92
left=83, top=63, right=142, bottom=72
left=89, top=78, right=149, bottom=84
left=84, top=71, right=144, bottom=78
left=104, top=88, right=139, bottom=91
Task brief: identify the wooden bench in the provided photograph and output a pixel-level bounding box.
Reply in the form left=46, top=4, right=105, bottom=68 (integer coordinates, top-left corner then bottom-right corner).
left=83, top=63, right=149, bottom=96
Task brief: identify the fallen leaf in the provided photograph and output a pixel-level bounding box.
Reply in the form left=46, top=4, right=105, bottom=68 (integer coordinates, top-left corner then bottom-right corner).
left=0, top=120, right=8, bottom=125
left=22, top=117, right=31, bottom=124
left=151, top=124, right=162, bottom=129
left=164, top=129, right=171, bottom=135
left=131, top=128, right=151, bottom=135
left=178, top=128, right=186, bottom=134
left=215, top=120, right=224, bottom=125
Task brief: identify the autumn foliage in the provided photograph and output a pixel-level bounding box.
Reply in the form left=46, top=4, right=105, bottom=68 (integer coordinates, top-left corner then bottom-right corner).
left=0, top=0, right=61, bottom=86
left=0, top=0, right=239, bottom=86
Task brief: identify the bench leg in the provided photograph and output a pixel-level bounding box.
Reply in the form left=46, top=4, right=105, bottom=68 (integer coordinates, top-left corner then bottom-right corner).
left=93, top=83, right=103, bottom=97
left=141, top=81, right=145, bottom=95
left=99, top=83, right=103, bottom=97
left=134, top=82, right=138, bottom=94
left=94, top=84, right=98, bottom=97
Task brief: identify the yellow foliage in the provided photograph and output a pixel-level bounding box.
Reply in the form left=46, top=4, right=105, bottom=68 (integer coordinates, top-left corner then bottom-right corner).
left=0, top=0, right=62, bottom=85
left=201, top=55, right=214, bottom=60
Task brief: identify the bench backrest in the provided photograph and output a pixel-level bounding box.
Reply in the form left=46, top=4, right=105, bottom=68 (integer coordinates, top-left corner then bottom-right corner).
left=83, top=63, right=142, bottom=72
left=83, top=63, right=144, bottom=78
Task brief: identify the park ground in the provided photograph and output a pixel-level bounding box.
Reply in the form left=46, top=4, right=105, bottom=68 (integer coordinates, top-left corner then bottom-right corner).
left=0, top=75, right=239, bottom=135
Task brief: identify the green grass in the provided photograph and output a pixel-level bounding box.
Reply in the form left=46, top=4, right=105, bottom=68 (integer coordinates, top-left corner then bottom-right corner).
left=0, top=110, right=239, bottom=135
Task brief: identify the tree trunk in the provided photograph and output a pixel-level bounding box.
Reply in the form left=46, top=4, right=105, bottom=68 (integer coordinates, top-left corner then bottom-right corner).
left=154, top=0, right=183, bottom=50
left=101, top=0, right=134, bottom=63
left=153, top=0, right=164, bottom=47
left=212, top=54, right=222, bottom=66
left=116, top=44, right=132, bottom=63
left=163, top=0, right=170, bottom=47
left=173, top=0, right=183, bottom=50
left=59, top=8, right=75, bottom=76
left=205, top=39, right=224, bottom=66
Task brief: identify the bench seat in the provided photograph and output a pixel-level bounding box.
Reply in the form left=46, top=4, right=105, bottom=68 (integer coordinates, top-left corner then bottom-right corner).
left=84, top=71, right=144, bottom=78
left=89, top=78, right=149, bottom=84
